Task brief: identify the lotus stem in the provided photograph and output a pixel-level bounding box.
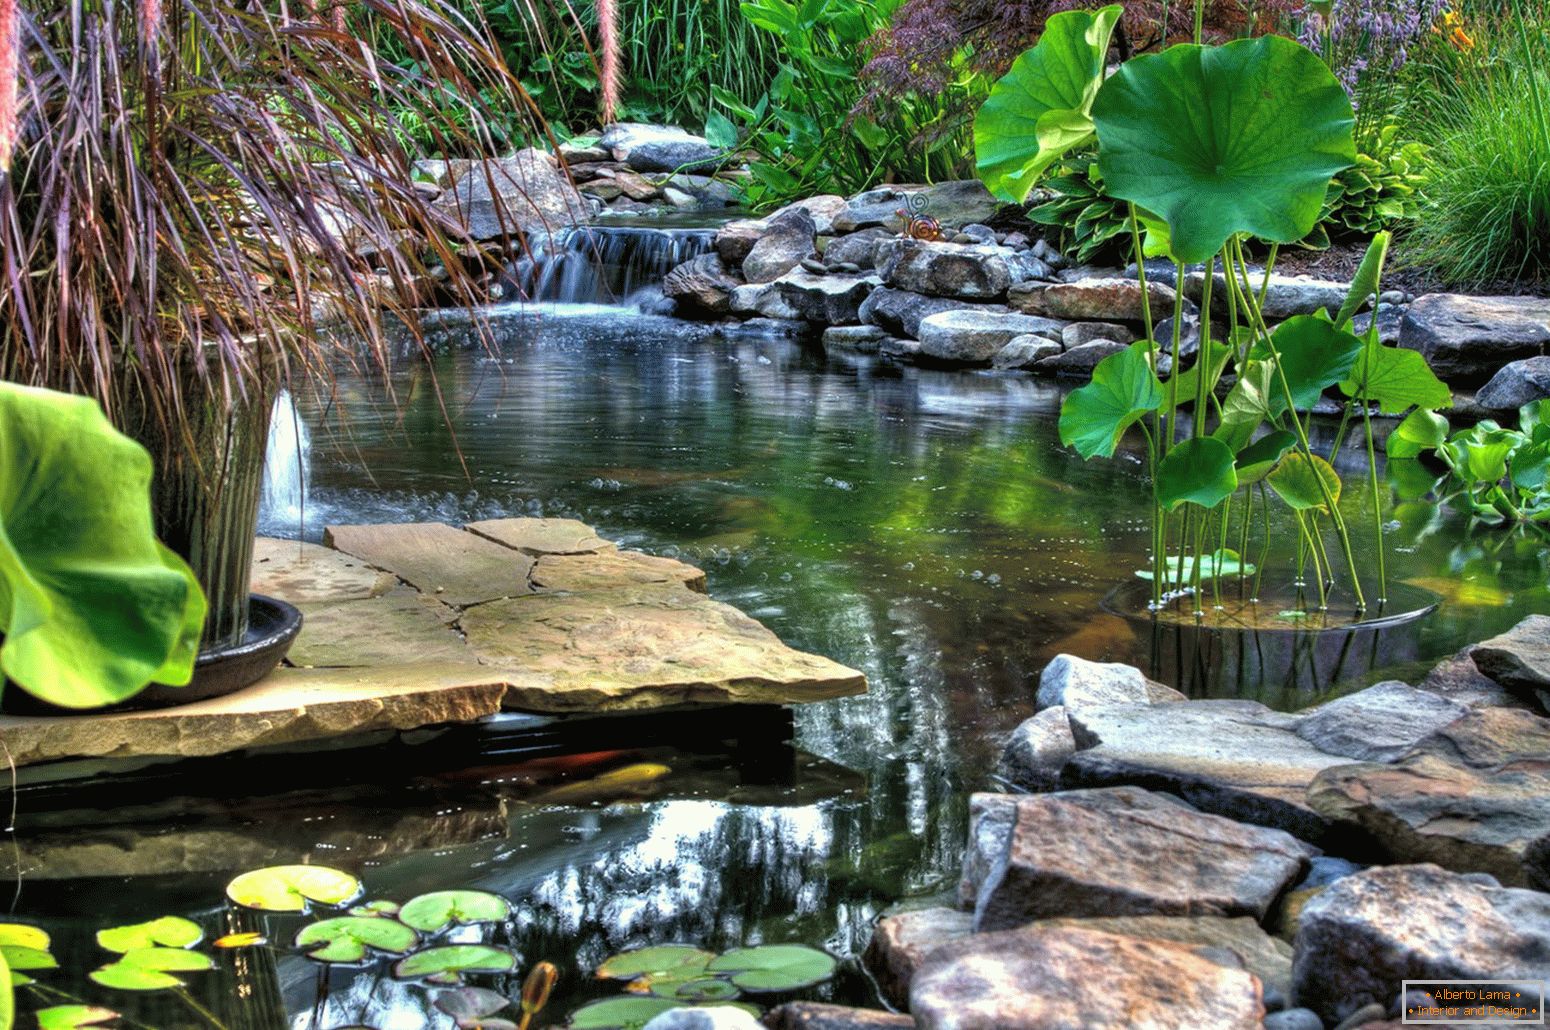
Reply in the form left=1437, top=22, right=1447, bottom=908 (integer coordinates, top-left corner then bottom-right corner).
left=1359, top=387, right=1388, bottom=604
left=1130, top=204, right=1164, bottom=604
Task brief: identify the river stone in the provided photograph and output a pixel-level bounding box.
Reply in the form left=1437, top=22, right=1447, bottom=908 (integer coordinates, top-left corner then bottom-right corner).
left=1472, top=615, right=1550, bottom=696
left=643, top=1008, right=763, bottom=1030
left=1011, top=277, right=1178, bottom=322
left=864, top=907, right=975, bottom=1010
left=770, top=195, right=848, bottom=236
left=1476, top=356, right=1550, bottom=413
left=465, top=517, right=615, bottom=556
left=715, top=219, right=768, bottom=265
left=875, top=239, right=1016, bottom=300
left=1186, top=271, right=1353, bottom=320
left=597, top=124, right=724, bottom=173
left=435, top=149, right=590, bottom=242
left=532, top=549, right=707, bottom=593
left=910, top=923, right=1265, bottom=1030
left=879, top=336, right=922, bottom=359
left=1063, top=321, right=1137, bottom=348
left=290, top=586, right=468, bottom=668
left=1291, top=863, right=1550, bottom=1024
left=991, top=335, right=1062, bottom=371
left=917, top=310, right=1066, bottom=365
left=1351, top=302, right=1406, bottom=346
left=663, top=254, right=740, bottom=315
left=1033, top=339, right=1128, bottom=378
left=730, top=282, right=802, bottom=321
left=822, top=325, right=892, bottom=355
left=1294, top=681, right=1469, bottom=763
left=1062, top=700, right=1351, bottom=844
left=998, top=705, right=1076, bottom=791
left=833, top=180, right=1005, bottom=234
left=823, top=228, right=891, bottom=271
left=773, top=271, right=881, bottom=325
left=1307, top=707, right=1550, bottom=887
left=744, top=208, right=818, bottom=284
left=464, top=585, right=866, bottom=713
left=1035, top=654, right=1179, bottom=712
left=325, top=522, right=537, bottom=606
left=967, top=786, right=1314, bottom=931
left=761, top=1003, right=913, bottom=1029
left=1399, top=294, right=1550, bottom=387
left=1421, top=645, right=1523, bottom=709
left=250, top=537, right=395, bottom=602
left=958, top=793, right=1019, bottom=908
left=1265, top=1009, right=1323, bottom=1030
left=858, top=287, right=1007, bottom=339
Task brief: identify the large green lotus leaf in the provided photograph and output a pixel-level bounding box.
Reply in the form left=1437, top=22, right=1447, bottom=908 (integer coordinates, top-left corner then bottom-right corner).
left=1268, top=453, right=1342, bottom=512
left=226, top=865, right=362, bottom=912
left=394, top=945, right=515, bottom=985
left=294, top=917, right=418, bottom=963
left=705, top=944, right=837, bottom=992
left=1263, top=316, right=1364, bottom=416
left=1092, top=35, right=1356, bottom=263
left=1340, top=342, right=1451, bottom=412
left=1058, top=342, right=1165, bottom=459
left=974, top=5, right=1123, bottom=201
left=97, top=916, right=202, bottom=954
left=0, top=383, right=207, bottom=708
left=1386, top=409, right=1449, bottom=459
left=1235, top=430, right=1298, bottom=485
left=1155, top=437, right=1239, bottom=511
left=399, top=890, right=510, bottom=934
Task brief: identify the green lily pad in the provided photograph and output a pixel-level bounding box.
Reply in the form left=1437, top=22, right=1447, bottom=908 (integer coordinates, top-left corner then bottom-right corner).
left=974, top=5, right=1123, bottom=201
left=294, top=917, right=419, bottom=964
left=596, top=945, right=714, bottom=982
left=0, top=383, right=206, bottom=708
left=1268, top=453, right=1342, bottom=512
left=1156, top=437, right=1239, bottom=511
left=663, top=978, right=741, bottom=1002
left=1092, top=34, right=1355, bottom=264
left=37, top=1004, right=120, bottom=1029
left=1135, top=550, right=1255, bottom=582
left=394, top=945, right=516, bottom=985
left=0, top=948, right=10, bottom=1028
left=349, top=900, right=401, bottom=918
left=398, top=890, right=511, bottom=934
left=566, top=997, right=678, bottom=1029
left=226, top=865, right=362, bottom=912
left=0, top=924, right=48, bottom=952
left=1, top=945, right=58, bottom=973
left=706, top=944, right=838, bottom=992
left=1058, top=341, right=1164, bottom=460
left=118, top=948, right=214, bottom=973
left=97, top=916, right=202, bottom=953
left=88, top=964, right=185, bottom=992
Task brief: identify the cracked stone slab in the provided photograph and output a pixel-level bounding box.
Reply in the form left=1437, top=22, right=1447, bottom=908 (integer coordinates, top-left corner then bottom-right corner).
left=465, top=517, right=617, bottom=556
left=250, top=537, right=395, bottom=602
left=531, top=550, right=707, bottom=593
left=463, top=587, right=867, bottom=713
left=290, top=587, right=470, bottom=668
left=325, top=522, right=536, bottom=605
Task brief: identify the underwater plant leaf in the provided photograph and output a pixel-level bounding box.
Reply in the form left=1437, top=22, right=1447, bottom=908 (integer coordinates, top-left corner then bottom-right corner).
left=1265, top=316, right=1364, bottom=416
left=1092, top=34, right=1355, bottom=264
left=1235, top=431, right=1297, bottom=485
left=1155, top=437, right=1239, bottom=511
left=1268, top=453, right=1342, bottom=512
left=36, top=1004, right=120, bottom=1029
left=1386, top=409, right=1450, bottom=459
left=96, top=916, right=202, bottom=954
left=0, top=383, right=207, bottom=708
left=974, top=5, right=1124, bottom=201
left=1135, top=550, right=1255, bottom=582
left=596, top=946, right=714, bottom=982
left=226, top=865, right=362, bottom=912
left=294, top=917, right=419, bottom=964
left=394, top=945, right=516, bottom=985
left=566, top=996, right=678, bottom=1029
left=705, top=944, right=838, bottom=992
left=398, top=891, right=511, bottom=934
left=1058, top=342, right=1165, bottom=459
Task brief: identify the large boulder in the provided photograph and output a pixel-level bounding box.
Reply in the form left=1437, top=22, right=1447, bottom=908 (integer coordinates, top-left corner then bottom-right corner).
left=963, top=787, right=1314, bottom=932
left=877, top=239, right=1040, bottom=300
left=1294, top=681, right=1468, bottom=763
left=910, top=923, right=1265, bottom=1030
left=998, top=705, right=1076, bottom=791
left=858, top=288, right=1006, bottom=339
left=715, top=219, right=768, bottom=266
left=1186, top=271, right=1354, bottom=320
left=744, top=208, right=818, bottom=284
left=769, top=195, right=848, bottom=236
left=730, top=281, right=803, bottom=321
left=1291, top=863, right=1550, bottom=1024
left=1011, top=277, right=1178, bottom=322
left=917, top=310, right=1066, bottom=365
left=1476, top=356, right=1550, bottom=413
left=1063, top=321, right=1137, bottom=348
left=1032, top=339, right=1129, bottom=378
left=833, top=180, right=1007, bottom=234
left=1398, top=294, right=1550, bottom=387
left=435, top=149, right=590, bottom=242
left=863, top=907, right=975, bottom=1010
left=599, top=123, right=725, bottom=172
left=823, top=228, right=892, bottom=271
left=773, top=271, right=880, bottom=325
left=663, top=254, right=740, bottom=315
left=1308, top=706, right=1550, bottom=887
left=761, top=1004, right=912, bottom=1029
left=1035, top=654, right=1180, bottom=712
left=1472, top=614, right=1550, bottom=697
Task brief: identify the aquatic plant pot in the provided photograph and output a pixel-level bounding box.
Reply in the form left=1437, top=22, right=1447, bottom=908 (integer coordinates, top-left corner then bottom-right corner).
left=1102, top=580, right=1441, bottom=705
left=1, top=595, right=301, bottom=716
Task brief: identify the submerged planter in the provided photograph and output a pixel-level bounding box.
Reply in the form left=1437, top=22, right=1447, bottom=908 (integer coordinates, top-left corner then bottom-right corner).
left=1103, top=579, right=1441, bottom=706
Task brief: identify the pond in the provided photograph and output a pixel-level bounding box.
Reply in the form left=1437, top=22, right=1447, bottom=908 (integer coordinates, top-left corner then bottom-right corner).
left=17, top=302, right=1550, bottom=1028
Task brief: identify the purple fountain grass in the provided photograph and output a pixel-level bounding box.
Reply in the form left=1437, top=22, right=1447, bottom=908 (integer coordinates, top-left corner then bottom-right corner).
left=0, top=0, right=16, bottom=173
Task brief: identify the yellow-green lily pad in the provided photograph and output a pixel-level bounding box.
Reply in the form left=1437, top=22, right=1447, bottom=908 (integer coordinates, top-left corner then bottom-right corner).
left=295, top=917, right=419, bottom=964
left=226, top=865, right=362, bottom=912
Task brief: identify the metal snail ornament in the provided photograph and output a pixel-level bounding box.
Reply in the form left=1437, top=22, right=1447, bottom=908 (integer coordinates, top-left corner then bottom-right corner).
left=896, top=192, right=945, bottom=241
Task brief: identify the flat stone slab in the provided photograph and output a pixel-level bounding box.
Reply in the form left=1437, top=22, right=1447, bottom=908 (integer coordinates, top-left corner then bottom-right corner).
left=290, top=587, right=469, bottom=668
left=466, top=516, right=616, bottom=556
left=250, top=537, right=395, bottom=602
left=531, top=550, right=706, bottom=593
left=326, top=521, right=537, bottom=605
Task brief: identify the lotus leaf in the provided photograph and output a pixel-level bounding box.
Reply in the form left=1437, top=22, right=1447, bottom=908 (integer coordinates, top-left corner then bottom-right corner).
left=394, top=945, right=516, bottom=985
left=1340, top=343, right=1451, bottom=413
left=705, top=944, right=837, bottom=992
left=1058, top=342, right=1164, bottom=459
left=1261, top=316, right=1364, bottom=416
left=1235, top=431, right=1297, bottom=485
left=1268, top=453, right=1342, bottom=512
left=566, top=997, right=677, bottom=1029
left=1335, top=232, right=1391, bottom=329
left=1156, top=438, right=1238, bottom=511
left=37, top=1005, right=119, bottom=1029
left=226, top=865, right=362, bottom=912
left=97, top=916, right=202, bottom=953
left=398, top=890, right=511, bottom=934
left=295, top=917, right=419, bottom=963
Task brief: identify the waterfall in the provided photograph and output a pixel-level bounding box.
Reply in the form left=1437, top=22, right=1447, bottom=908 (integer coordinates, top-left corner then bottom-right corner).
left=260, top=390, right=311, bottom=528
left=509, top=224, right=718, bottom=311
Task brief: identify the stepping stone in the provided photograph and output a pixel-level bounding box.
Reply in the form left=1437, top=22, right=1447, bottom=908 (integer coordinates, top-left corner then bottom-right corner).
left=1473, top=614, right=1550, bottom=698
left=462, top=587, right=866, bottom=713
left=531, top=550, right=706, bottom=594
left=250, top=537, right=394, bottom=602
left=466, top=517, right=616, bottom=556
left=289, top=587, right=469, bottom=668
left=325, top=522, right=536, bottom=606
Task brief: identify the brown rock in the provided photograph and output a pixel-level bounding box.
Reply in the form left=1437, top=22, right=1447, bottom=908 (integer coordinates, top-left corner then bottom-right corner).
left=290, top=586, right=469, bottom=668
left=250, top=536, right=395, bottom=602
left=325, top=522, right=536, bottom=606
left=465, top=517, right=616, bottom=556
left=715, top=218, right=768, bottom=266
left=1043, top=915, right=1293, bottom=1003
left=910, top=923, right=1264, bottom=1030
left=1010, top=277, right=1177, bottom=321
left=1421, top=645, right=1523, bottom=710
left=863, top=907, right=974, bottom=1009
left=998, top=705, right=1076, bottom=792
left=762, top=1003, right=912, bottom=1029
left=663, top=253, right=741, bottom=315
left=532, top=549, right=707, bottom=593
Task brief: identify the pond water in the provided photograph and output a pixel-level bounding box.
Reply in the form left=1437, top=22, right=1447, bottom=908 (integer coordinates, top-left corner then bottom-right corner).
left=17, top=302, right=1550, bottom=1028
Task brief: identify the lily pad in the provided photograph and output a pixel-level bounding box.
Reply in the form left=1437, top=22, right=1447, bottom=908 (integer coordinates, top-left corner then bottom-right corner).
left=705, top=944, right=837, bottom=992
left=97, top=916, right=202, bottom=953
left=349, top=900, right=401, bottom=918
left=213, top=932, right=268, bottom=949
left=119, top=948, right=215, bottom=973
left=664, top=978, right=741, bottom=1002
left=1, top=945, right=58, bottom=973
left=295, top=917, right=419, bottom=964
left=0, top=924, right=49, bottom=952
left=37, top=1005, right=120, bottom=1029
left=88, top=964, right=184, bottom=992
left=1135, top=550, right=1256, bottom=582
left=596, top=945, right=714, bottom=982
left=226, top=865, right=362, bottom=912
left=394, top=945, right=516, bottom=985
left=398, top=890, right=511, bottom=934
left=566, top=997, right=679, bottom=1029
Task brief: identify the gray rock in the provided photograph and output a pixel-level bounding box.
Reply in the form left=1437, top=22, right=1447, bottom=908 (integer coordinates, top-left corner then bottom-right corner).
left=1350, top=302, right=1405, bottom=345
left=918, top=310, right=1067, bottom=365
left=744, top=208, right=817, bottom=284
left=1474, top=615, right=1550, bottom=696
left=1033, top=339, right=1129, bottom=379
left=1477, top=357, right=1550, bottom=414
left=1035, top=654, right=1175, bottom=712
left=1011, top=277, right=1178, bottom=322
left=1294, top=681, right=1468, bottom=764
left=999, top=706, right=1076, bottom=791
left=731, top=281, right=802, bottom=321
left=823, top=228, right=891, bottom=270
left=662, top=254, right=740, bottom=315
left=863, top=906, right=975, bottom=1010
left=624, top=139, right=724, bottom=173
left=1328, top=1004, right=1384, bottom=1030
left=1063, top=321, right=1137, bottom=349
left=1186, top=271, right=1353, bottom=320
left=958, top=223, right=998, bottom=245
left=992, top=336, right=1063, bottom=371
left=1291, top=863, right=1550, bottom=1024
left=966, top=786, right=1313, bottom=931
left=435, top=150, right=590, bottom=242
left=1421, top=646, right=1524, bottom=710
left=1265, top=1008, right=1324, bottom=1030
left=715, top=218, right=768, bottom=266
left=661, top=186, right=698, bottom=208
left=642, top=1007, right=763, bottom=1030
left=858, top=288, right=1007, bottom=339
left=762, top=1003, right=913, bottom=1029
left=1399, top=294, right=1550, bottom=387
left=958, top=793, right=1019, bottom=908
left=833, top=180, right=1007, bottom=233
left=770, top=194, right=848, bottom=236
left=877, top=239, right=1024, bottom=300
left=773, top=270, right=880, bottom=325
left=880, top=337, right=922, bottom=359
left=800, top=257, right=829, bottom=275
left=910, top=923, right=1266, bottom=1030
left=822, top=325, right=892, bottom=356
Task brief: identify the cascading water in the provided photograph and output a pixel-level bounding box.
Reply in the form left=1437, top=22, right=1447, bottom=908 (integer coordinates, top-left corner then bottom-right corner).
left=509, top=220, right=719, bottom=312
left=259, top=390, right=311, bottom=530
